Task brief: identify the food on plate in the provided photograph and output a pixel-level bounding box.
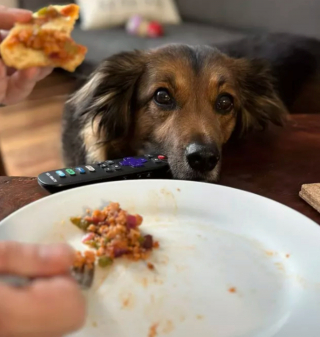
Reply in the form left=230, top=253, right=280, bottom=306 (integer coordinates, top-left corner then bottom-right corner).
left=0, top=4, right=87, bottom=72
left=71, top=202, right=159, bottom=270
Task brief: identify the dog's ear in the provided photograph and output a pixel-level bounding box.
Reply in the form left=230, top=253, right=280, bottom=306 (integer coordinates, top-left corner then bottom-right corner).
left=68, top=50, right=145, bottom=141
left=232, top=58, right=288, bottom=135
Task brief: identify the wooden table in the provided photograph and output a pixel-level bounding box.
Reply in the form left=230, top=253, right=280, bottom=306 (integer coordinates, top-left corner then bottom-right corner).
left=1, top=114, right=320, bottom=224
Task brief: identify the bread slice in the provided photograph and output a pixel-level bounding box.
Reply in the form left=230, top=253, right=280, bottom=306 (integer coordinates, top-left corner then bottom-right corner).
left=0, top=4, right=87, bottom=72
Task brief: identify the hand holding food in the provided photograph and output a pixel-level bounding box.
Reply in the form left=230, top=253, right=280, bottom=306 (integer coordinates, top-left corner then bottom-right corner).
left=0, top=6, right=54, bottom=105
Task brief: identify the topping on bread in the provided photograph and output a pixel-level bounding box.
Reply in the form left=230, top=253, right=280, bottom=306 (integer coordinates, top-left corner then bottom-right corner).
left=0, top=4, right=87, bottom=72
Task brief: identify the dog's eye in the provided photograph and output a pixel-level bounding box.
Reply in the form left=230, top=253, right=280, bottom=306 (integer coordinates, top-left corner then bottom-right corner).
left=215, top=94, right=234, bottom=113
left=154, top=89, right=174, bottom=106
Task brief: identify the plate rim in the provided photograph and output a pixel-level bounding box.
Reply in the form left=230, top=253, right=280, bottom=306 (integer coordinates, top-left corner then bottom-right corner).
left=0, top=179, right=318, bottom=229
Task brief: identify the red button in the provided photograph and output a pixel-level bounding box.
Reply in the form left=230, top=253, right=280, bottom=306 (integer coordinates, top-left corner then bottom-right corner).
left=158, top=155, right=166, bottom=160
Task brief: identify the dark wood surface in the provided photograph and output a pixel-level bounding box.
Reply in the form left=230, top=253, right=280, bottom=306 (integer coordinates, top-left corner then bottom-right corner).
left=0, top=114, right=319, bottom=224
left=0, top=148, right=6, bottom=176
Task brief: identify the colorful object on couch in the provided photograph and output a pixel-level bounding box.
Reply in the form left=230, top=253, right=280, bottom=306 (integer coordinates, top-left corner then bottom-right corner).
left=126, top=15, right=164, bottom=38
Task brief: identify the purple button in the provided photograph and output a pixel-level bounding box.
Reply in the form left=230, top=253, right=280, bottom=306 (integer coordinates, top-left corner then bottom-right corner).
left=120, top=157, right=147, bottom=166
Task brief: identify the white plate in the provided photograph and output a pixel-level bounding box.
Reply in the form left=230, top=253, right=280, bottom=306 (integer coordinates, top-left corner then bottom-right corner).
left=1, top=180, right=320, bottom=337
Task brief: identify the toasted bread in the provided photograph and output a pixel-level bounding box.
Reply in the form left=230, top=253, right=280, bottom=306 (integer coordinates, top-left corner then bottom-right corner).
left=0, top=4, right=87, bottom=72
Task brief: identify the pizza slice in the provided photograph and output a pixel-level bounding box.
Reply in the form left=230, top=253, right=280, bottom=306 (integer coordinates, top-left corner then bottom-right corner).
left=0, top=4, right=87, bottom=72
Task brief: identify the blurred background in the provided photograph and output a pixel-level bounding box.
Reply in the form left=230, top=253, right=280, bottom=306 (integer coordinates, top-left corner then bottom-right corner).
left=0, top=0, right=319, bottom=177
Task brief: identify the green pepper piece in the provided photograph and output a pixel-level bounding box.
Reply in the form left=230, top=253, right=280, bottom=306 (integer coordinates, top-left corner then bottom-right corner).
left=37, top=7, right=48, bottom=16
left=70, top=217, right=82, bottom=228
left=98, top=256, right=113, bottom=268
left=138, top=236, right=145, bottom=244
left=79, top=219, right=90, bottom=230
left=91, top=241, right=100, bottom=249
left=64, top=41, right=78, bottom=53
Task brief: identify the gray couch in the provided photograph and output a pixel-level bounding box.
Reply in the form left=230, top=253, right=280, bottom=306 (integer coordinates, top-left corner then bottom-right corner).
left=19, top=0, right=320, bottom=78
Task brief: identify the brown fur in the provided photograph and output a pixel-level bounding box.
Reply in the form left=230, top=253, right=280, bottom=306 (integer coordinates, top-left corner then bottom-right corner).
left=63, top=44, right=287, bottom=182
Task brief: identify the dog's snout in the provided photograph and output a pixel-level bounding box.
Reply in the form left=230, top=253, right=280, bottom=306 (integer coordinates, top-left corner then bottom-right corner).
left=185, top=142, right=220, bottom=172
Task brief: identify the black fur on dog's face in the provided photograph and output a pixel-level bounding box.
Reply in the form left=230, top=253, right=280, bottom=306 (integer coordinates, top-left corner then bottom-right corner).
left=68, top=44, right=287, bottom=182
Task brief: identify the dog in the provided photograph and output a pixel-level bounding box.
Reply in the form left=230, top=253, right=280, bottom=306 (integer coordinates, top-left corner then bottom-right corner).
left=62, top=33, right=320, bottom=182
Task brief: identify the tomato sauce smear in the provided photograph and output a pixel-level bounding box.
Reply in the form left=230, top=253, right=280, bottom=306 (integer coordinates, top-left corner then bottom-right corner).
left=6, top=28, right=87, bottom=64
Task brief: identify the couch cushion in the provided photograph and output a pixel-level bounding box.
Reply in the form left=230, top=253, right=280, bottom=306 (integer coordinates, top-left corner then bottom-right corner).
left=175, top=0, right=320, bottom=40
left=71, top=22, right=245, bottom=77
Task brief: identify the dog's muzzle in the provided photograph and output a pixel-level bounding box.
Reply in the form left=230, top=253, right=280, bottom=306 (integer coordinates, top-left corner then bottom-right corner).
left=185, top=142, right=220, bottom=172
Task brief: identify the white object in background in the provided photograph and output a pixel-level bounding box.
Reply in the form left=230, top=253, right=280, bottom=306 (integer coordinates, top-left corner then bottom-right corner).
left=1, top=180, right=320, bottom=337
left=0, top=0, right=18, bottom=7
left=76, top=0, right=181, bottom=30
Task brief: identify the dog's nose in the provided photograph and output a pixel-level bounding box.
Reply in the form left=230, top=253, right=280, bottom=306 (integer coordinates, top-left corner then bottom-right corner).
left=185, top=142, right=220, bottom=172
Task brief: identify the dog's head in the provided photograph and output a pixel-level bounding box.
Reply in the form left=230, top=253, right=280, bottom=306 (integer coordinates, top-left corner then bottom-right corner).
left=70, top=44, right=287, bottom=182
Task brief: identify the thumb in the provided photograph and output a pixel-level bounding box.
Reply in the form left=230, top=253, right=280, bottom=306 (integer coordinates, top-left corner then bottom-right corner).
left=0, top=6, right=32, bottom=30
left=0, top=242, right=75, bottom=277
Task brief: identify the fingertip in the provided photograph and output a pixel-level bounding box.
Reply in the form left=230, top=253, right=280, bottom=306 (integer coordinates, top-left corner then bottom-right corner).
left=19, top=67, right=40, bottom=80
left=39, top=243, right=76, bottom=271
left=11, top=9, right=33, bottom=23
left=36, top=67, right=54, bottom=80
left=0, top=60, right=6, bottom=78
left=0, top=242, right=75, bottom=276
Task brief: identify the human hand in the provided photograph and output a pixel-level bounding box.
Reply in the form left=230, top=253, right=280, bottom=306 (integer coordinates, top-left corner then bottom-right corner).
left=0, top=6, right=53, bottom=105
left=0, top=241, right=86, bottom=336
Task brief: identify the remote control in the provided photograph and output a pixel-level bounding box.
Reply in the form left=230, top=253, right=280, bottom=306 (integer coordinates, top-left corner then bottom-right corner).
left=37, top=154, right=171, bottom=193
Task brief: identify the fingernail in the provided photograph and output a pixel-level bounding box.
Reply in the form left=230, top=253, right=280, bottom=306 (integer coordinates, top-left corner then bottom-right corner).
left=7, top=8, right=32, bottom=22
left=7, top=8, right=32, bottom=15
left=39, top=244, right=57, bottom=260
left=39, top=244, right=75, bottom=260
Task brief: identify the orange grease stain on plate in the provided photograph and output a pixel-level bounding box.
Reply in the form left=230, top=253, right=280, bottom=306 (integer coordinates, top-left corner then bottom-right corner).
left=92, top=321, right=98, bottom=328
left=228, top=287, right=237, bottom=293
left=159, top=255, right=169, bottom=265
left=152, top=275, right=164, bottom=285
left=265, top=250, right=276, bottom=257
left=196, top=315, right=204, bottom=320
left=148, top=323, right=159, bottom=337
left=120, top=293, right=135, bottom=309
left=275, top=262, right=285, bottom=272
left=286, top=254, right=291, bottom=258
left=162, top=320, right=175, bottom=334
left=141, top=277, right=148, bottom=288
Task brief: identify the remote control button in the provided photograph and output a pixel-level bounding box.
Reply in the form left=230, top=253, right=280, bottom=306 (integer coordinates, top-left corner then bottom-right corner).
left=100, top=164, right=107, bottom=168
left=55, top=170, right=66, bottom=178
left=76, top=167, right=86, bottom=174
left=97, top=162, right=104, bottom=165
left=66, top=168, right=76, bottom=176
left=114, top=165, right=122, bottom=170
left=131, top=163, right=144, bottom=168
left=158, top=155, right=167, bottom=160
left=153, top=158, right=161, bottom=164
left=145, top=154, right=153, bottom=158
left=104, top=167, right=113, bottom=173
left=85, top=165, right=95, bottom=172
left=120, top=157, right=147, bottom=166
left=107, top=160, right=114, bottom=165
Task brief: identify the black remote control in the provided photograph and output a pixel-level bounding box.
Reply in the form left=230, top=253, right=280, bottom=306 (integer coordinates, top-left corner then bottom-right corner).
left=37, top=154, right=171, bottom=193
